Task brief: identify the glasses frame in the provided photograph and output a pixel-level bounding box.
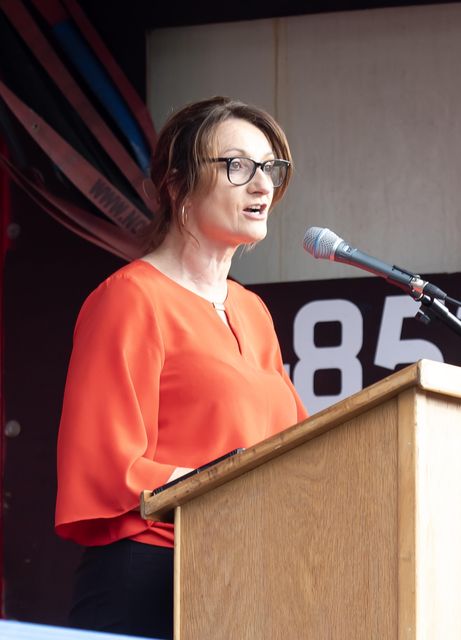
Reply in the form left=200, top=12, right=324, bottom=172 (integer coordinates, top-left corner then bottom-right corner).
left=210, top=157, right=291, bottom=188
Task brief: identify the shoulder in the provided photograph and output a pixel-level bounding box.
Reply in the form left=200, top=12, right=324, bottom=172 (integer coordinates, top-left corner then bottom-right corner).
left=85, top=260, right=160, bottom=305
left=75, top=260, right=161, bottom=333
left=101, top=259, right=160, bottom=293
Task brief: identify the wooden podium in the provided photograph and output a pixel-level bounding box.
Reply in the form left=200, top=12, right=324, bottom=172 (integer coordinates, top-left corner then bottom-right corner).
left=141, top=360, right=461, bottom=639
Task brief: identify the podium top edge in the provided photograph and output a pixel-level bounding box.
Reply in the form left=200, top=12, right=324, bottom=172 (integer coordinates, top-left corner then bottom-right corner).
left=416, top=358, right=461, bottom=398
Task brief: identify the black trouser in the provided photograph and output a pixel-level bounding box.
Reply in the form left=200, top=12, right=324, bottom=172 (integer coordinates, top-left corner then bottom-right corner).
left=69, top=539, right=174, bottom=639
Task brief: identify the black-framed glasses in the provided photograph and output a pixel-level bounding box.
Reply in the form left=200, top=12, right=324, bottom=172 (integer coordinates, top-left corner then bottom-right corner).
left=210, top=157, right=290, bottom=188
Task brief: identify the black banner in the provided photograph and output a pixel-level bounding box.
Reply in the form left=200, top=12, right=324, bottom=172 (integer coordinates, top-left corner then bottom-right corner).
left=249, top=272, right=461, bottom=414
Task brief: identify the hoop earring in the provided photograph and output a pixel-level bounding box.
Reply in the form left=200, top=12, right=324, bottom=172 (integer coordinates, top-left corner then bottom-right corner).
left=180, top=205, right=188, bottom=227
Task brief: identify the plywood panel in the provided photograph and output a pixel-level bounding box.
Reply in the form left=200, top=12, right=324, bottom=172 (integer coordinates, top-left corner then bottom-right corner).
left=147, top=5, right=461, bottom=285
left=415, top=393, right=461, bottom=638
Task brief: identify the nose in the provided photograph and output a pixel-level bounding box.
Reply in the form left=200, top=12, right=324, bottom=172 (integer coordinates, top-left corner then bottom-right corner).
left=248, top=167, right=273, bottom=193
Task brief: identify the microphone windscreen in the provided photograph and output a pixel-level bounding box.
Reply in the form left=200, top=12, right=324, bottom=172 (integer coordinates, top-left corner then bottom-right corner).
left=303, top=227, right=341, bottom=259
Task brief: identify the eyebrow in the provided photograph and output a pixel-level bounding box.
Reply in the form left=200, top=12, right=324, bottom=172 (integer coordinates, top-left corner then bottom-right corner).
left=220, top=147, right=275, bottom=158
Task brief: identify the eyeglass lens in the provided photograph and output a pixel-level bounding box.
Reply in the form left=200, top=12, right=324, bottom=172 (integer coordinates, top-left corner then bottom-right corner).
left=227, top=158, right=287, bottom=187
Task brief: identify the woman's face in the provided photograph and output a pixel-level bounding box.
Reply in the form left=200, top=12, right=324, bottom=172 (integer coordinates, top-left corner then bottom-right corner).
left=186, top=117, right=276, bottom=250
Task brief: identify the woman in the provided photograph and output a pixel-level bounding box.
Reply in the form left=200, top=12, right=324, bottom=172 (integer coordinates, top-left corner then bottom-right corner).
left=55, top=96, right=308, bottom=639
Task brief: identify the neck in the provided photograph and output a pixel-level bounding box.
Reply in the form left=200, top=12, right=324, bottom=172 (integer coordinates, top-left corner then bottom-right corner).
left=142, top=227, right=236, bottom=303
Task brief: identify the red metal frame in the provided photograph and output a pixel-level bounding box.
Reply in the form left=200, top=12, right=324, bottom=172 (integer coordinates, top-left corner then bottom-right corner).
left=0, top=136, right=11, bottom=617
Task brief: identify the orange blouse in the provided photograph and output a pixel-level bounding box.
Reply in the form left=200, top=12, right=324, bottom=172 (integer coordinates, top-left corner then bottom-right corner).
left=55, top=260, right=308, bottom=548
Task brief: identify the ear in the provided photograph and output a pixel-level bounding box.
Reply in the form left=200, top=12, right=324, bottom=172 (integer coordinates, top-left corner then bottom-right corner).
left=166, top=169, right=179, bottom=202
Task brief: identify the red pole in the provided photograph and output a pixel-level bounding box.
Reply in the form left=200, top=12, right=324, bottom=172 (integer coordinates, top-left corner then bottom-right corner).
left=0, top=136, right=11, bottom=618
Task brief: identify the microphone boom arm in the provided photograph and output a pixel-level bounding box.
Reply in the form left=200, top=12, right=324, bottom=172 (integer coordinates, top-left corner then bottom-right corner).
left=339, top=246, right=461, bottom=336
left=335, top=244, right=447, bottom=300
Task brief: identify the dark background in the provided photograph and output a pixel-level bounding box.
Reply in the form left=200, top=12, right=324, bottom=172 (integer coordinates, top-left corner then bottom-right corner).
left=2, top=0, right=459, bottom=626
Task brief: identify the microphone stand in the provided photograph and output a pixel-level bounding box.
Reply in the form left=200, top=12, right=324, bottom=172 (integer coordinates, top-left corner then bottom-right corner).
left=414, top=293, right=461, bottom=337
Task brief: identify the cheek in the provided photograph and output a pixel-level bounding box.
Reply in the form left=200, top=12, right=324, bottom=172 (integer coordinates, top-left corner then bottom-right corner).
left=214, top=186, right=240, bottom=213
left=189, top=181, right=242, bottom=221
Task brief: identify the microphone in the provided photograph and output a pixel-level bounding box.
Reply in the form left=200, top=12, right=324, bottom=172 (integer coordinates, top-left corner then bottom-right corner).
left=303, top=226, right=447, bottom=301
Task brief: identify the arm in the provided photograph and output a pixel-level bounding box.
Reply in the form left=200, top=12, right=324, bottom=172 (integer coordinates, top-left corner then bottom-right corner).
left=55, top=273, right=181, bottom=537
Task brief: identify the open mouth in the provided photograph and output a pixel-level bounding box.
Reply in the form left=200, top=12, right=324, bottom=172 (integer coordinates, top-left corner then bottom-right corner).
left=243, top=204, right=267, bottom=216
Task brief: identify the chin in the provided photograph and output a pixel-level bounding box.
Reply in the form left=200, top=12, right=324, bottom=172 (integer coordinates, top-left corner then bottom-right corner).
left=251, top=229, right=268, bottom=243
left=244, top=226, right=268, bottom=245
left=230, top=223, right=268, bottom=248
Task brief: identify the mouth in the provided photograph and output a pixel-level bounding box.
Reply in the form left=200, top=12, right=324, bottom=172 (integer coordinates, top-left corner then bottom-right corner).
left=242, top=204, right=268, bottom=219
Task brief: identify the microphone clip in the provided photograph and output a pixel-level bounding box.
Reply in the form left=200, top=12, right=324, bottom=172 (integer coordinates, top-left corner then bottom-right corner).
left=414, top=294, right=461, bottom=337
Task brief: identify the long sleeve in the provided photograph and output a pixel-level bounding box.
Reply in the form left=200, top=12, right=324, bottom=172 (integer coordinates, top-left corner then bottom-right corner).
left=55, top=273, right=175, bottom=543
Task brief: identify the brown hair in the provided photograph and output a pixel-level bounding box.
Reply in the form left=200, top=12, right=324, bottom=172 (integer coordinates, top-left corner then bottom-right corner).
left=146, top=96, right=293, bottom=250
